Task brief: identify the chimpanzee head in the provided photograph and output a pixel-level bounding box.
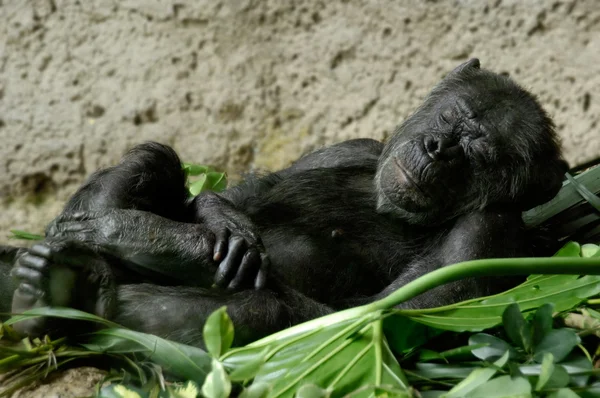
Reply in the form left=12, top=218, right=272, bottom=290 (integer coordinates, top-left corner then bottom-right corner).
left=375, top=59, right=568, bottom=225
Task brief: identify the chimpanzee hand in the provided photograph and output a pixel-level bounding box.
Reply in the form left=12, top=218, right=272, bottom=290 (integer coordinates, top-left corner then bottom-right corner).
left=192, top=192, right=270, bottom=291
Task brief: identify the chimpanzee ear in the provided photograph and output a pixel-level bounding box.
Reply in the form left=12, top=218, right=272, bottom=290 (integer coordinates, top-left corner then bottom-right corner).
left=451, top=58, right=481, bottom=75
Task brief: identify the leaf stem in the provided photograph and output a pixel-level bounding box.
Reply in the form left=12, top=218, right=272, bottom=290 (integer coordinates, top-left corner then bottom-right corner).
left=371, top=257, right=600, bottom=311
left=373, top=320, right=383, bottom=385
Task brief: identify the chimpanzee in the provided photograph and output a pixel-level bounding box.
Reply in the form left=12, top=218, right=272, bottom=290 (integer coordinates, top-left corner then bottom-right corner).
left=2, top=59, right=568, bottom=346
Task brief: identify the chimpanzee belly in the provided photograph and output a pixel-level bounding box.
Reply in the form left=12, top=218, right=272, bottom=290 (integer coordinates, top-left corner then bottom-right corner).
left=261, top=227, right=390, bottom=304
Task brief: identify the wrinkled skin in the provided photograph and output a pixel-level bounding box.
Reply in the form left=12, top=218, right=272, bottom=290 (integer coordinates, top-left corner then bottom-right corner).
left=0, top=59, right=567, bottom=347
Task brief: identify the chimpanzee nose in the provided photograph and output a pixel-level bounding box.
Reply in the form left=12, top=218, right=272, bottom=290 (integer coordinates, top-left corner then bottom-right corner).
left=424, top=136, right=462, bottom=161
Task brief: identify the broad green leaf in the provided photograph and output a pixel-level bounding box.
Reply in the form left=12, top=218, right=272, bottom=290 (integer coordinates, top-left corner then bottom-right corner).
left=532, top=303, right=554, bottom=346
left=82, top=328, right=212, bottom=385
left=228, top=348, right=268, bottom=381
left=543, top=364, right=570, bottom=390
left=443, top=351, right=509, bottom=398
left=224, top=314, right=409, bottom=398
left=203, top=306, right=235, bottom=358
left=239, top=382, right=272, bottom=398
left=581, top=244, right=599, bottom=258
left=502, top=303, right=532, bottom=351
left=469, top=333, right=517, bottom=361
left=554, top=241, right=581, bottom=257
left=295, top=384, right=330, bottom=397
left=535, top=352, right=554, bottom=391
left=383, top=313, right=443, bottom=354
left=202, top=359, right=232, bottom=398
left=205, top=172, right=228, bottom=192
left=188, top=174, right=208, bottom=196
left=547, top=389, right=581, bottom=398
left=398, top=274, right=600, bottom=332
left=533, top=329, right=580, bottom=363
left=182, top=163, right=213, bottom=176
left=465, top=375, right=532, bottom=398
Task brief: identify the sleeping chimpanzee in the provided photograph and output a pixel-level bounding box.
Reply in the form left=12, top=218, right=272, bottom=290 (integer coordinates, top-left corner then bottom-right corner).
left=1, top=59, right=568, bottom=346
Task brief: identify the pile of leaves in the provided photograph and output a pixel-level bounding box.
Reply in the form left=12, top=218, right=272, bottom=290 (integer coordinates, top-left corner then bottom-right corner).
left=1, top=163, right=599, bottom=397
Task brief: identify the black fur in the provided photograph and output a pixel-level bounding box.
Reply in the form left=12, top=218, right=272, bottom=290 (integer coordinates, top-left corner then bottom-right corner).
left=3, top=59, right=567, bottom=347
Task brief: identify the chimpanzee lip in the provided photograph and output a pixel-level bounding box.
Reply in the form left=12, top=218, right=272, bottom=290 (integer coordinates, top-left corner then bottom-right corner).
left=393, top=157, right=428, bottom=198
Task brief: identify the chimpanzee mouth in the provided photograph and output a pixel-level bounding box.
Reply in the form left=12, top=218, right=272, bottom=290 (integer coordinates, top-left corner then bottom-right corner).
left=393, top=157, right=429, bottom=199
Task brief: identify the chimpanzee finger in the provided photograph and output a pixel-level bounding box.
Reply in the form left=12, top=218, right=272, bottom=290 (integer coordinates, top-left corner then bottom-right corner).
left=214, top=236, right=246, bottom=287
left=16, top=282, right=44, bottom=298
left=227, top=249, right=260, bottom=290
left=28, top=243, right=53, bottom=259
left=254, top=253, right=270, bottom=290
left=11, top=265, right=44, bottom=285
left=17, top=253, right=48, bottom=272
left=213, top=229, right=230, bottom=262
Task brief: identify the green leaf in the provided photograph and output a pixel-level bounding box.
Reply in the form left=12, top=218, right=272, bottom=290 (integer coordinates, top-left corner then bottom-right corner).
left=168, top=381, right=200, bottom=398
left=469, top=333, right=517, bottom=361
left=182, top=163, right=213, bottom=176
left=546, top=389, right=581, bottom=398
left=239, top=382, right=272, bottom=398
left=543, top=364, right=570, bottom=390
left=502, top=303, right=532, bottom=351
left=98, top=384, right=146, bottom=398
left=581, top=244, right=599, bottom=258
left=9, top=230, right=44, bottom=241
left=188, top=174, right=208, bottom=196
left=465, top=375, right=532, bottom=398
left=554, top=241, right=582, bottom=257
left=443, top=351, right=509, bottom=398
left=202, top=359, right=232, bottom=398
left=565, top=172, right=600, bottom=211
left=82, top=328, right=212, bottom=385
left=535, top=352, right=554, bottom=391
left=383, top=313, right=443, bottom=354
left=5, top=307, right=122, bottom=328
left=203, top=306, right=235, bottom=358
left=411, top=363, right=477, bottom=380
left=532, top=303, right=554, bottom=346
left=398, top=273, right=600, bottom=332
left=224, top=314, right=409, bottom=398
left=205, top=172, right=228, bottom=192
left=228, top=348, right=268, bottom=381
left=533, top=329, right=580, bottom=363
left=295, top=384, right=330, bottom=397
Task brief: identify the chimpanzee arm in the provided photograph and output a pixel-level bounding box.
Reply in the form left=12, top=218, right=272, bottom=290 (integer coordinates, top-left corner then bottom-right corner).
left=366, top=211, right=527, bottom=309
left=48, top=210, right=218, bottom=286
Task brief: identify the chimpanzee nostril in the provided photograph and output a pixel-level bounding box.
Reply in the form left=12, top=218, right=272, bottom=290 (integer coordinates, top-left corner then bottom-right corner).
left=424, top=136, right=462, bottom=161
left=424, top=136, right=439, bottom=159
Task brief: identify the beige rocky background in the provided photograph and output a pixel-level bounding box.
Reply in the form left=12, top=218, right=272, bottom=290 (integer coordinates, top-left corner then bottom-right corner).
left=1, top=0, right=600, bottom=244
left=0, top=0, right=599, bottom=393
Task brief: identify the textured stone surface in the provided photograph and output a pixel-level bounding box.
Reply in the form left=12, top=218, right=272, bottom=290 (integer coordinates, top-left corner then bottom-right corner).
left=0, top=0, right=599, bottom=242
left=1, top=2, right=599, bottom=395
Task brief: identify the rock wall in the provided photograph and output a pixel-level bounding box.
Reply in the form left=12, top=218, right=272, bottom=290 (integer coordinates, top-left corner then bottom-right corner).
left=1, top=0, right=599, bottom=242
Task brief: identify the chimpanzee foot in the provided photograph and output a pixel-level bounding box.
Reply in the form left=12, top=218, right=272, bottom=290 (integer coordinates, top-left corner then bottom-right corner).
left=10, top=240, right=116, bottom=337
